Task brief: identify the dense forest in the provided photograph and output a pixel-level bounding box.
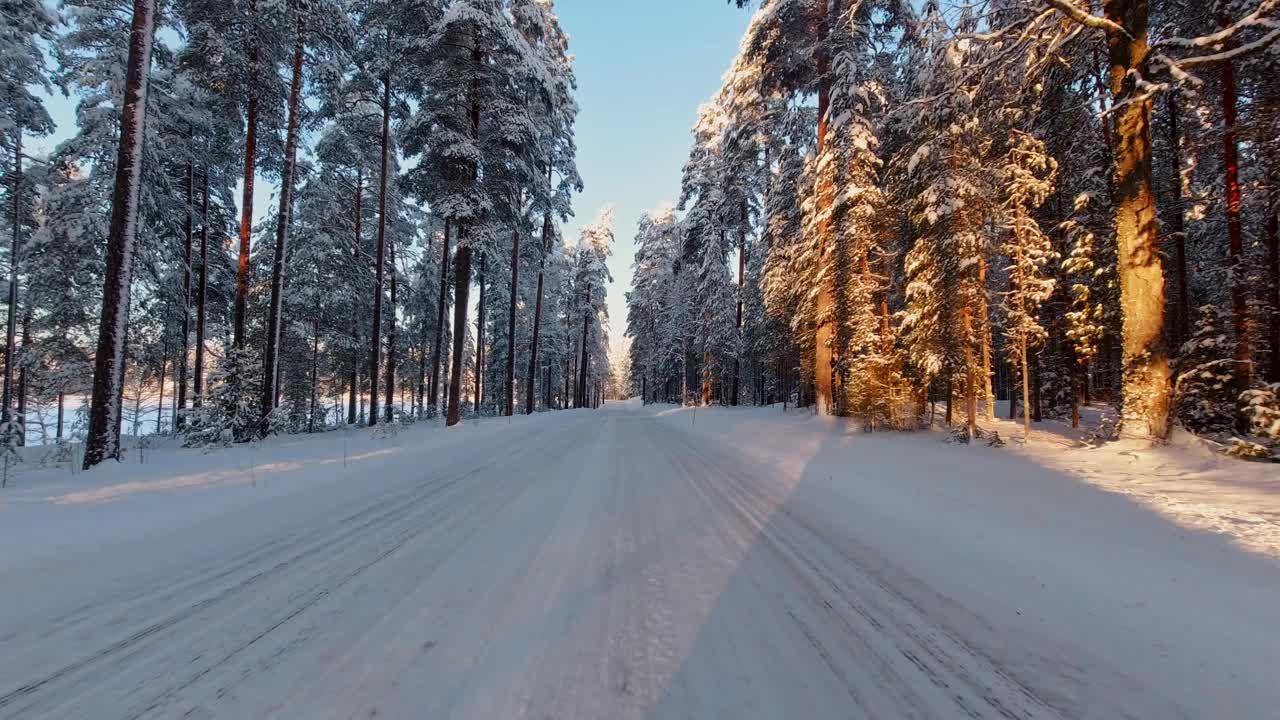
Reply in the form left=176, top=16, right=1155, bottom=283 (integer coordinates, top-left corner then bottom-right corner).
left=626, top=0, right=1280, bottom=457
left=1, top=0, right=615, bottom=472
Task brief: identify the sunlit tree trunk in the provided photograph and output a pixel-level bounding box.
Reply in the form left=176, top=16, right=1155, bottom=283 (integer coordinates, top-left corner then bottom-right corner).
left=83, top=0, right=156, bottom=469
left=1268, top=188, right=1280, bottom=383
left=812, top=0, right=843, bottom=416
left=233, top=0, right=259, bottom=354
left=1104, top=0, right=1171, bottom=439
left=262, top=16, right=306, bottom=427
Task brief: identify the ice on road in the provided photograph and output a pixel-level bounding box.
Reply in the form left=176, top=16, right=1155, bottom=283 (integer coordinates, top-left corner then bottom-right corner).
left=2, top=403, right=1277, bottom=719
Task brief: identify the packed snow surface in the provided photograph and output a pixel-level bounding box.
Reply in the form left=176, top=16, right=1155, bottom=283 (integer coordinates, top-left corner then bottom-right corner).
left=1, top=402, right=1277, bottom=719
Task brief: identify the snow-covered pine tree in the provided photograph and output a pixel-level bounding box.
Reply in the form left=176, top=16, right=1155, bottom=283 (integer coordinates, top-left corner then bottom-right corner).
left=1000, top=130, right=1059, bottom=438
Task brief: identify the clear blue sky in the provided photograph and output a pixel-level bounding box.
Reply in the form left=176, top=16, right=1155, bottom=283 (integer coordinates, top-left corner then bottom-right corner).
left=34, top=1, right=754, bottom=360
left=553, top=1, right=752, bottom=357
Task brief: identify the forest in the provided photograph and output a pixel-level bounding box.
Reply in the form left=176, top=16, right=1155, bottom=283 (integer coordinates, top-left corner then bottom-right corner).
left=625, top=0, right=1280, bottom=457
left=2, top=0, right=613, bottom=472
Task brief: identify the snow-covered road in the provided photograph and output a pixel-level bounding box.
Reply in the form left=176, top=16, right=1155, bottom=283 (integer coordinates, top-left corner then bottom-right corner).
left=2, top=403, right=1277, bottom=719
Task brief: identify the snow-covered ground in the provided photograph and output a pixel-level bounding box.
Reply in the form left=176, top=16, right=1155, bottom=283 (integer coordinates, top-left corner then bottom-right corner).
left=1, top=402, right=1277, bottom=718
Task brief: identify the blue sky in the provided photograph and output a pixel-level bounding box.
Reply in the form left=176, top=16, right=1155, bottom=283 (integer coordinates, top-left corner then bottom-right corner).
left=552, top=1, right=752, bottom=356
left=34, top=0, right=754, bottom=359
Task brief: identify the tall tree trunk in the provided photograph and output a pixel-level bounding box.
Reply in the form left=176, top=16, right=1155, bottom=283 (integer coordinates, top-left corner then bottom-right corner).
left=979, top=256, right=995, bottom=419
left=261, top=18, right=306, bottom=428
left=308, top=318, right=319, bottom=433
left=194, top=172, right=209, bottom=408
left=1165, top=93, right=1191, bottom=350
left=812, top=0, right=844, bottom=416
left=475, top=252, right=486, bottom=414
left=525, top=256, right=545, bottom=414
left=578, top=287, right=591, bottom=409
left=446, top=243, right=472, bottom=427
left=15, top=310, right=30, bottom=446
left=1217, top=11, right=1252, bottom=401
left=429, top=221, right=451, bottom=415
left=56, top=392, right=64, bottom=441
left=3, top=129, right=21, bottom=427
left=177, top=150, right=193, bottom=429
left=233, top=1, right=259, bottom=354
left=505, top=228, right=519, bottom=416
left=369, top=30, right=393, bottom=426
left=1021, top=335, right=1032, bottom=438
left=155, top=354, right=166, bottom=435
left=83, top=0, right=156, bottom=469
left=733, top=205, right=745, bottom=407
left=1104, top=0, right=1171, bottom=440
left=348, top=166, right=362, bottom=425
left=1268, top=188, right=1280, bottom=383
left=385, top=225, right=397, bottom=423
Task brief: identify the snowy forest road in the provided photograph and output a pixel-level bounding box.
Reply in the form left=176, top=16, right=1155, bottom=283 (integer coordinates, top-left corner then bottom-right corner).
left=0, top=403, right=1267, bottom=719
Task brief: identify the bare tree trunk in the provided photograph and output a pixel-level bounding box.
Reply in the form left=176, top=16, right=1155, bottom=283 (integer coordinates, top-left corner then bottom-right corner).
left=177, top=150, right=193, bottom=429
left=385, top=225, right=397, bottom=423
left=812, top=0, right=844, bottom=417
left=15, top=310, right=30, bottom=446
left=733, top=205, right=745, bottom=407
left=525, top=253, right=545, bottom=414
left=505, top=227, right=519, bottom=416
left=446, top=243, right=472, bottom=427
left=578, top=287, right=591, bottom=409
left=1104, top=0, right=1171, bottom=440
left=1021, top=334, right=1032, bottom=438
left=83, top=0, right=156, bottom=469
left=1165, top=93, right=1191, bottom=350
left=1217, top=12, right=1252, bottom=401
left=349, top=167, right=362, bottom=425
left=261, top=16, right=306, bottom=427
left=56, top=392, right=64, bottom=441
left=369, top=30, right=393, bottom=426
left=475, top=252, right=486, bottom=414
left=308, top=318, right=319, bottom=433
left=194, top=172, right=209, bottom=408
left=233, top=0, right=259, bottom=354
left=1268, top=188, right=1280, bottom=383
left=156, top=354, right=166, bottom=435
left=429, top=221, right=450, bottom=415
left=3, top=129, right=21, bottom=426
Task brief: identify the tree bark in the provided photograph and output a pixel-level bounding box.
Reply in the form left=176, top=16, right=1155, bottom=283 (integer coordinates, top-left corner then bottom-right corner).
left=475, top=252, right=486, bottom=414
left=578, top=286, right=591, bottom=408
left=525, top=254, right=545, bottom=414
left=348, top=166, right=363, bottom=425
left=3, top=129, right=21, bottom=428
left=812, top=0, right=843, bottom=417
left=446, top=243, right=472, bottom=427
left=385, top=223, right=397, bottom=423
left=83, top=0, right=156, bottom=469
left=505, top=228, right=519, bottom=416
left=308, top=318, right=320, bottom=432
left=1103, top=0, right=1171, bottom=440
left=233, top=0, right=259, bottom=354
left=261, top=17, right=306, bottom=428
left=1165, top=93, right=1191, bottom=350
left=429, top=220, right=451, bottom=415
left=1268, top=188, right=1280, bottom=383
left=368, top=30, right=393, bottom=426
left=155, top=354, right=166, bottom=435
left=732, top=204, right=746, bottom=407
left=16, top=310, right=30, bottom=445
left=1217, top=9, right=1251, bottom=400
left=194, top=172, right=209, bottom=408
left=177, top=150, right=193, bottom=429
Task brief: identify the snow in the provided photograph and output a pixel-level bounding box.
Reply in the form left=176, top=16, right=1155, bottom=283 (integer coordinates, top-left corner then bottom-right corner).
left=1, top=403, right=1278, bottom=718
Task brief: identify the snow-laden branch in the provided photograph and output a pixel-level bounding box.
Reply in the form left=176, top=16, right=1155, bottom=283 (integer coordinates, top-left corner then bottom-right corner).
left=1041, top=0, right=1129, bottom=37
